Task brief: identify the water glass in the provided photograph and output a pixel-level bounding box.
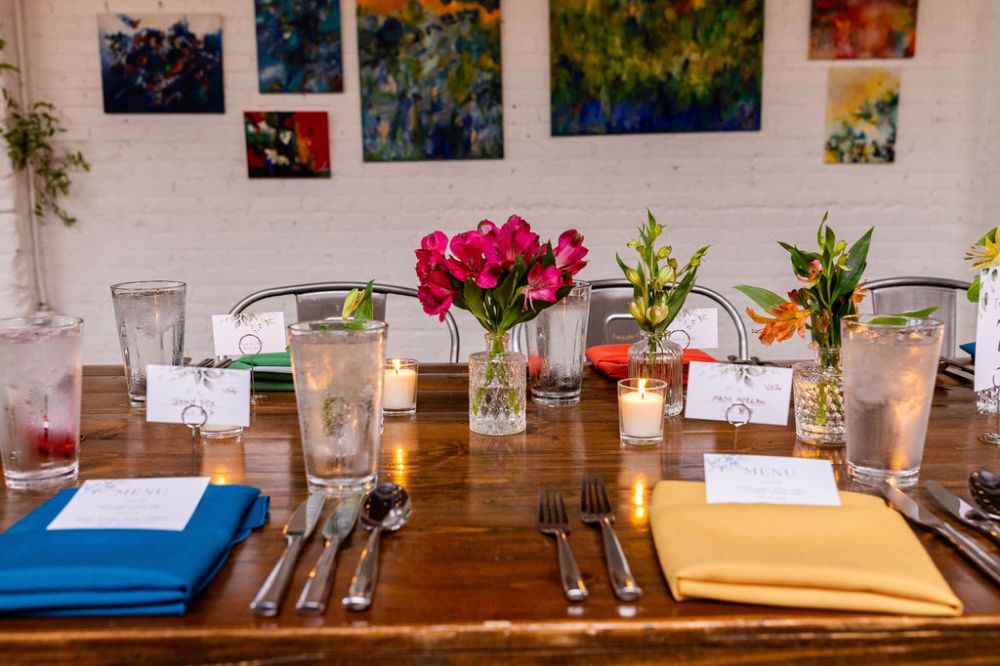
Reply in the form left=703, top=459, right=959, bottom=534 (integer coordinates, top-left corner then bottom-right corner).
left=842, top=314, right=944, bottom=488
left=0, top=316, right=83, bottom=489
left=288, top=319, right=386, bottom=495
left=525, top=280, right=590, bottom=406
left=111, top=280, right=186, bottom=406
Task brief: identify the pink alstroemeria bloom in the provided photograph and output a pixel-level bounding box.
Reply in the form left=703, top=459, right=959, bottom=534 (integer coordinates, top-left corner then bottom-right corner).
left=553, top=229, right=588, bottom=275
left=796, top=259, right=823, bottom=287
left=482, top=215, right=543, bottom=268
left=447, top=230, right=503, bottom=289
left=417, top=270, right=457, bottom=321
left=522, top=263, right=563, bottom=311
left=415, top=230, right=449, bottom=278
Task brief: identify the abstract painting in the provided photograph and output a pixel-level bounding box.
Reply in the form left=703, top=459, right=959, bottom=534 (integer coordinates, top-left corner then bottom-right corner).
left=244, top=112, right=331, bottom=178
left=549, top=0, right=763, bottom=136
left=255, top=0, right=343, bottom=93
left=357, top=0, right=503, bottom=162
left=809, top=0, right=918, bottom=59
left=99, top=14, right=224, bottom=113
left=825, top=67, right=899, bottom=164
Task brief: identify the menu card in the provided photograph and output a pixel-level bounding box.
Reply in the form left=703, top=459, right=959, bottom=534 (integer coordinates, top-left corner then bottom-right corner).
left=685, top=361, right=793, bottom=425
left=211, top=311, right=286, bottom=357
left=47, top=477, right=211, bottom=531
left=145, top=365, right=251, bottom=427
left=975, top=267, right=1000, bottom=392
left=665, top=308, right=719, bottom=349
left=704, top=454, right=841, bottom=506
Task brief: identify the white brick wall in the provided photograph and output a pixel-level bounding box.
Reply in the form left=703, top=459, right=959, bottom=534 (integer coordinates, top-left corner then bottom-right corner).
left=9, top=0, right=995, bottom=362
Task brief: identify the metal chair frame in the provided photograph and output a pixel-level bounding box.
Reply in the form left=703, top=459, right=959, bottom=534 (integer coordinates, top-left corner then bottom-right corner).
left=864, top=276, right=972, bottom=357
left=228, top=281, right=461, bottom=363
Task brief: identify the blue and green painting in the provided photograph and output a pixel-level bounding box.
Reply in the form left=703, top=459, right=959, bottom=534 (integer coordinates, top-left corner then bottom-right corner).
left=99, top=14, right=224, bottom=113
left=255, top=0, right=343, bottom=93
left=550, top=0, right=763, bottom=136
left=357, top=0, right=503, bottom=161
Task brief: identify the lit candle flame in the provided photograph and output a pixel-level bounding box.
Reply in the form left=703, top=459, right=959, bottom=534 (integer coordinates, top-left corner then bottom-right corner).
left=393, top=358, right=401, bottom=375
left=638, top=378, right=646, bottom=399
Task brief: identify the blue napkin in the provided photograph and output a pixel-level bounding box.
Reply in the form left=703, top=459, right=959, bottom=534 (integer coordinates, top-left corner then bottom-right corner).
left=961, top=342, right=976, bottom=360
left=0, top=484, right=268, bottom=616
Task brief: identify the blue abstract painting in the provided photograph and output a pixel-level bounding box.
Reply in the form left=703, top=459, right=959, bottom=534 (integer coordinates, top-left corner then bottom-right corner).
left=99, top=14, right=224, bottom=114
left=255, top=0, right=343, bottom=93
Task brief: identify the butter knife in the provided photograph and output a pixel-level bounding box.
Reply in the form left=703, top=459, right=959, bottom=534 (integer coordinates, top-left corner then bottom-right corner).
left=296, top=497, right=360, bottom=613
left=250, top=491, right=327, bottom=616
left=927, top=480, right=1000, bottom=547
left=881, top=483, right=1000, bottom=587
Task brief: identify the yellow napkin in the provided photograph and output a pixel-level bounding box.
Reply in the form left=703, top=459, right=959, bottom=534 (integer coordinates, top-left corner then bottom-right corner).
left=650, top=481, right=962, bottom=616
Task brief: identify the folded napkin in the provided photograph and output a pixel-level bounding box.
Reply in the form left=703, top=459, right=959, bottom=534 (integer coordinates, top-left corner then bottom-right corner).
left=961, top=342, right=976, bottom=360
left=230, top=351, right=294, bottom=391
left=0, top=484, right=269, bottom=616
left=649, top=480, right=962, bottom=616
left=585, top=344, right=716, bottom=382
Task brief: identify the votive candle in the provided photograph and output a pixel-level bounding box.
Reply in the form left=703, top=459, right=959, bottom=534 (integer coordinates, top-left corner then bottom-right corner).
left=383, top=358, right=418, bottom=415
left=618, top=378, right=666, bottom=446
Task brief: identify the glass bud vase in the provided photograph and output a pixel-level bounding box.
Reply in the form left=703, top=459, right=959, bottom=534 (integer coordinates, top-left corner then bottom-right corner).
left=792, top=347, right=845, bottom=445
left=627, top=332, right=683, bottom=417
left=468, top=332, right=526, bottom=436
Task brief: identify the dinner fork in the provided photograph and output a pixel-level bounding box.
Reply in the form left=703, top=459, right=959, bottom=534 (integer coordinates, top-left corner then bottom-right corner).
left=538, top=488, right=588, bottom=601
left=580, top=474, right=642, bottom=601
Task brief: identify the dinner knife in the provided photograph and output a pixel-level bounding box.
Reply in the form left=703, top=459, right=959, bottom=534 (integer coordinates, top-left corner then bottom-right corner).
left=250, top=491, right=327, bottom=616
left=927, top=481, right=1000, bottom=547
left=881, top=483, right=1000, bottom=588
left=296, top=497, right=360, bottom=614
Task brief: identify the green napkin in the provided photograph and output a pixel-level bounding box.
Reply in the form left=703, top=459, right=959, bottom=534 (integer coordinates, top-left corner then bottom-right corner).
left=229, top=352, right=294, bottom=391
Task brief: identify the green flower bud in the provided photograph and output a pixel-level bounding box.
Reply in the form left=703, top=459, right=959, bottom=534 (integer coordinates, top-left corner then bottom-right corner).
left=342, top=289, right=362, bottom=319
left=625, top=268, right=642, bottom=287
left=657, top=245, right=672, bottom=260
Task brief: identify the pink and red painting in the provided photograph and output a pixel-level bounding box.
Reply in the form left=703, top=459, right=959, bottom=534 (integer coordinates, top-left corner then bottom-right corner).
left=809, top=0, right=919, bottom=60
left=244, top=111, right=331, bottom=178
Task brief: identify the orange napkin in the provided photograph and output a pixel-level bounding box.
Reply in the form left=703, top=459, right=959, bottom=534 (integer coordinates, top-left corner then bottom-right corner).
left=585, top=344, right=716, bottom=383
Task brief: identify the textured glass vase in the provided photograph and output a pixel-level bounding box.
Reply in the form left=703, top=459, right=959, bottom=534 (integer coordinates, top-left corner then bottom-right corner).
left=468, top=332, right=526, bottom=436
left=627, top=332, right=683, bottom=417
left=792, top=347, right=845, bottom=445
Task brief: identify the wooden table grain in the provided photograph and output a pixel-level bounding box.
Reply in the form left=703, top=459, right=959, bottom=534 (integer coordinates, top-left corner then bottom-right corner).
left=1, top=365, right=1000, bottom=665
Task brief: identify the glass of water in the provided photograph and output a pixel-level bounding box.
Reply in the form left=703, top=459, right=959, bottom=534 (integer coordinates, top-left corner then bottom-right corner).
left=111, top=280, right=186, bottom=406
left=525, top=280, right=591, bottom=406
left=288, top=319, right=386, bottom=495
left=842, top=314, right=943, bottom=488
left=0, top=315, right=83, bottom=489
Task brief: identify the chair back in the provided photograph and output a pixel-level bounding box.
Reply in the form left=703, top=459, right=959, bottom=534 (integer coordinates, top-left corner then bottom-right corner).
left=228, top=282, right=460, bottom=362
left=865, top=277, right=971, bottom=358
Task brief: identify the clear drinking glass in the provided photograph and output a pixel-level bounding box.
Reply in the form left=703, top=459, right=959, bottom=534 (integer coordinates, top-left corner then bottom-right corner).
left=843, top=314, right=944, bottom=488
left=525, top=280, right=590, bottom=406
left=288, top=319, right=386, bottom=495
left=111, top=280, right=186, bottom=406
left=0, top=315, right=83, bottom=489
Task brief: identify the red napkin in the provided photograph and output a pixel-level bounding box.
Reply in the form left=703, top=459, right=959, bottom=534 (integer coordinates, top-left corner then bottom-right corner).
left=586, top=344, right=716, bottom=383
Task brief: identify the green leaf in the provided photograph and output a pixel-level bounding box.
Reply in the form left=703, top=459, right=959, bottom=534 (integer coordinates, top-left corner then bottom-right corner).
left=734, top=285, right=785, bottom=311
left=778, top=242, right=811, bottom=277
left=898, top=306, right=938, bottom=318
left=969, top=276, right=982, bottom=303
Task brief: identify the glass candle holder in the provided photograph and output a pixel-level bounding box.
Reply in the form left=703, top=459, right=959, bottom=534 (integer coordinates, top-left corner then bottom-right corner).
left=383, top=358, right=418, bottom=415
left=617, top=378, right=667, bottom=446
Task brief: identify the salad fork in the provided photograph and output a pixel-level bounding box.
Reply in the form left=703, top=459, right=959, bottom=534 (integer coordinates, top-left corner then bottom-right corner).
left=537, top=488, right=588, bottom=601
left=580, top=474, right=642, bottom=601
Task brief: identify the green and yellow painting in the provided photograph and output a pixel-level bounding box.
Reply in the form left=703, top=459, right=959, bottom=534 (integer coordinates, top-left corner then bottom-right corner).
left=549, top=0, right=764, bottom=136
left=357, top=0, right=503, bottom=161
left=825, top=67, right=899, bottom=164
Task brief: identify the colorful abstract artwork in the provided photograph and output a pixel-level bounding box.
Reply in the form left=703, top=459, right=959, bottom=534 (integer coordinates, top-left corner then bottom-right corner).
left=809, top=0, right=919, bottom=60
left=244, top=112, right=331, bottom=178
left=99, top=14, right=224, bottom=113
left=357, top=0, right=503, bottom=162
left=549, top=0, right=764, bottom=136
left=255, top=0, right=343, bottom=93
left=825, top=67, right=899, bottom=164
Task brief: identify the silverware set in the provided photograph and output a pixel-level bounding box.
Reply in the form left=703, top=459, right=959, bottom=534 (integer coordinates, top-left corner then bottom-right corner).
left=538, top=474, right=641, bottom=602
left=881, top=472, right=1000, bottom=588
left=192, top=357, right=233, bottom=368
left=250, top=482, right=410, bottom=617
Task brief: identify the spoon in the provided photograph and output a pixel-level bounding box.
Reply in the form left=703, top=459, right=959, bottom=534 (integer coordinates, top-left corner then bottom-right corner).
left=969, top=468, right=1000, bottom=520
left=342, top=482, right=411, bottom=611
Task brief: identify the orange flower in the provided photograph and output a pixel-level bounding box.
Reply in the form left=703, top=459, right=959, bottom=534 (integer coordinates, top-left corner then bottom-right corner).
left=746, top=294, right=809, bottom=345
left=852, top=285, right=866, bottom=305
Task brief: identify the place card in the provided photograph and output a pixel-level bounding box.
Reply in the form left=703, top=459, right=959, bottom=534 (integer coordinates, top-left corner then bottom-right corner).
left=211, top=311, right=286, bottom=357
left=47, top=477, right=211, bottom=531
left=145, top=365, right=251, bottom=427
left=665, top=307, right=719, bottom=349
left=704, top=454, right=841, bottom=506
left=685, top=361, right=793, bottom=426
left=975, top=267, right=1000, bottom=392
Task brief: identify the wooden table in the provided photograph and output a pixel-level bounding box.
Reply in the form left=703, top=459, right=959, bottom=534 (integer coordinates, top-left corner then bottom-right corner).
left=1, top=365, right=1000, bottom=664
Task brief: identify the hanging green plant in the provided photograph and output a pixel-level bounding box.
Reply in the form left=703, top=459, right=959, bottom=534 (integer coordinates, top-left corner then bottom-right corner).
left=0, top=35, right=88, bottom=226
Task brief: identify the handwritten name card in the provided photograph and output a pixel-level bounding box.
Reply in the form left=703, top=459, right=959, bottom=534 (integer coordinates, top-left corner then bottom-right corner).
left=212, top=311, right=286, bottom=357
left=685, top=361, right=793, bottom=426
left=975, top=267, right=1000, bottom=392
left=145, top=365, right=250, bottom=427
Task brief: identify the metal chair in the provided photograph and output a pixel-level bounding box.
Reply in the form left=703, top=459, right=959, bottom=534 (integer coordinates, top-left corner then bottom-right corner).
left=512, top=279, right=749, bottom=360
left=228, top=281, right=461, bottom=362
left=864, top=276, right=972, bottom=357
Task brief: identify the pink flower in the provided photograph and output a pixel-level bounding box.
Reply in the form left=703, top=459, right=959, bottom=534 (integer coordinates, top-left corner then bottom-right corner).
left=553, top=229, right=588, bottom=275
left=415, top=230, right=449, bottom=278
left=481, top=215, right=543, bottom=268
left=522, top=263, right=563, bottom=311
left=417, top=269, right=457, bottom=321
left=796, top=259, right=823, bottom=287
left=447, top=230, right=503, bottom=289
